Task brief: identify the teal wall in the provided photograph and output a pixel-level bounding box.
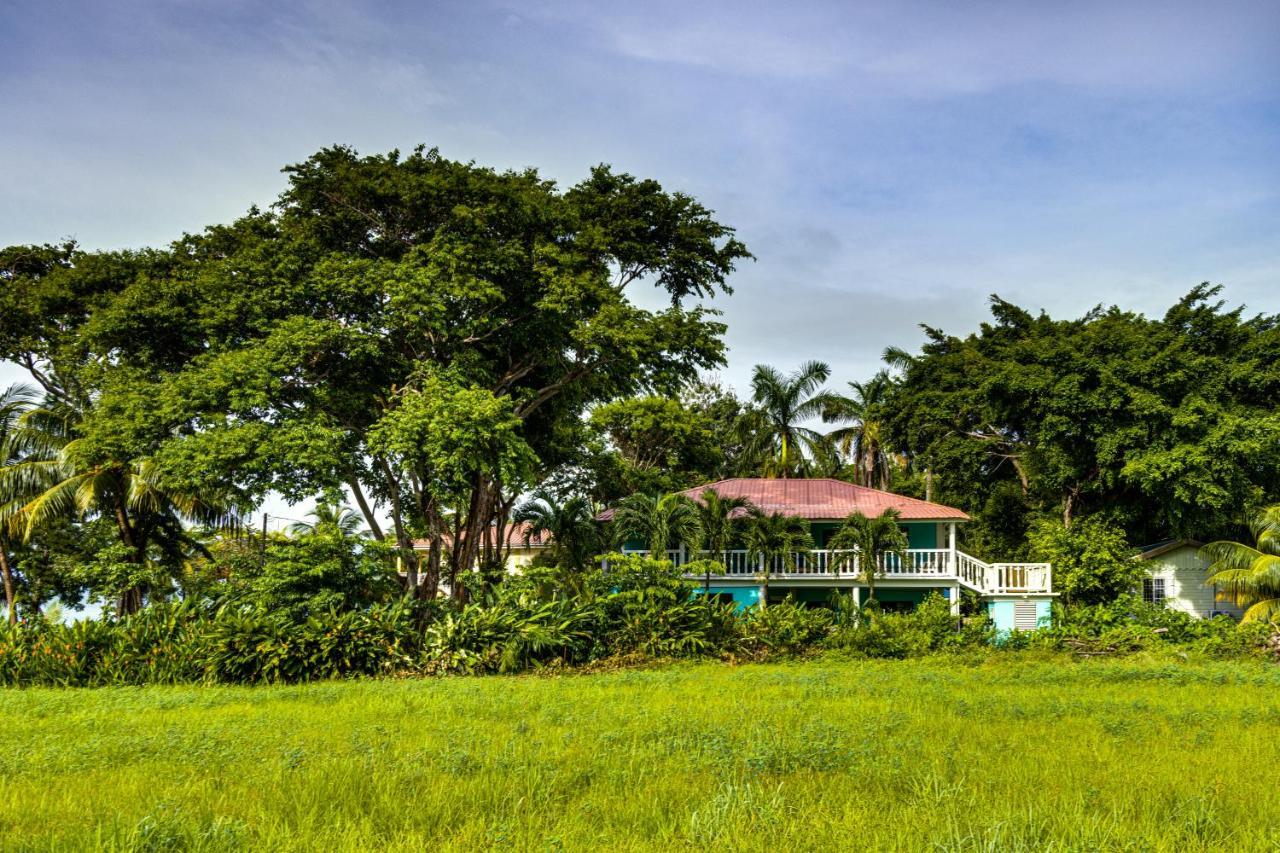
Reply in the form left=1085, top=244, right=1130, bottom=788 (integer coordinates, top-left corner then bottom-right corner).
left=904, top=522, right=940, bottom=550
left=695, top=586, right=761, bottom=610
left=987, top=598, right=1053, bottom=634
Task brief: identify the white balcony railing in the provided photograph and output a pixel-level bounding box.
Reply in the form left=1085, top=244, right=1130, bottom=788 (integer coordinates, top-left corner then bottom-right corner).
left=619, top=548, right=1052, bottom=595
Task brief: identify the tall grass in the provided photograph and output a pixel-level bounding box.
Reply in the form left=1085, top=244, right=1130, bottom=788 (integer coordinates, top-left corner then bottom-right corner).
left=3, top=656, right=1279, bottom=850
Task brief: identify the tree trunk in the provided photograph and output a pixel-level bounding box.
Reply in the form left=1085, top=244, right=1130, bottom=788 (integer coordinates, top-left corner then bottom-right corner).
left=924, top=466, right=933, bottom=503
left=0, top=547, right=16, bottom=625
left=113, top=502, right=145, bottom=616
left=346, top=473, right=384, bottom=541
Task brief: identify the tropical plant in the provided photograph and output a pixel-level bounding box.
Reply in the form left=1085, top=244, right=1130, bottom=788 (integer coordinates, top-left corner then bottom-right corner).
left=693, top=488, right=754, bottom=590
left=743, top=361, right=836, bottom=478
left=286, top=503, right=366, bottom=539
left=827, top=508, right=909, bottom=607
left=0, top=384, right=39, bottom=623
left=610, top=492, right=702, bottom=558
left=743, top=508, right=812, bottom=606
left=0, top=395, right=238, bottom=615
left=512, top=488, right=601, bottom=571
left=822, top=370, right=898, bottom=489
left=1201, top=505, right=1280, bottom=622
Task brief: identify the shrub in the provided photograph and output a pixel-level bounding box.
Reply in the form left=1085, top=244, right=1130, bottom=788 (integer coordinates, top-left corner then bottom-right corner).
left=741, top=598, right=832, bottom=655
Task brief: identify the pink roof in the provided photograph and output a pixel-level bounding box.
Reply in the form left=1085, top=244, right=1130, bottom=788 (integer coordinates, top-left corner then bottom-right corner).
left=412, top=521, right=550, bottom=551
left=599, top=478, right=969, bottom=522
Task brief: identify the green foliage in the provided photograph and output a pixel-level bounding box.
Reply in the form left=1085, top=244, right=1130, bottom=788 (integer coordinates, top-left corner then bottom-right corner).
left=610, top=492, right=702, bottom=554
left=219, top=534, right=400, bottom=619
left=1028, top=515, right=1142, bottom=606
left=827, top=593, right=986, bottom=658
left=586, top=396, right=722, bottom=498
left=885, top=286, right=1280, bottom=547
left=1038, top=594, right=1272, bottom=659
left=0, top=144, right=749, bottom=599
left=742, top=360, right=836, bottom=477
left=1201, top=504, right=1280, bottom=622
left=511, top=488, right=599, bottom=572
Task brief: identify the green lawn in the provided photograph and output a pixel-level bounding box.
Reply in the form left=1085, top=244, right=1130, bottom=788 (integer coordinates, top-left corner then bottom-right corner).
left=3, top=656, right=1278, bottom=851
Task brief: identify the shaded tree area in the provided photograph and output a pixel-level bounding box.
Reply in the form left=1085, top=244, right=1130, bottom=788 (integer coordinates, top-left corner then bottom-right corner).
left=883, top=286, right=1280, bottom=555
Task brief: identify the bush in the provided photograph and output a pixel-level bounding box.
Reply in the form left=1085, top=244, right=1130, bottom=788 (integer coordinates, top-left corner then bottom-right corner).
left=827, top=594, right=989, bottom=658
left=741, top=598, right=832, bottom=655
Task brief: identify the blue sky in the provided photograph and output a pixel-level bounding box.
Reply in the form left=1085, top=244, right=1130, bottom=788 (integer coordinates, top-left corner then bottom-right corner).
left=2, top=0, right=1278, bottom=394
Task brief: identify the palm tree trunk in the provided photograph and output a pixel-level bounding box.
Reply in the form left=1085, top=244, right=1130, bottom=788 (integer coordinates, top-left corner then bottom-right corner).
left=0, top=547, right=16, bottom=625
left=113, top=502, right=145, bottom=616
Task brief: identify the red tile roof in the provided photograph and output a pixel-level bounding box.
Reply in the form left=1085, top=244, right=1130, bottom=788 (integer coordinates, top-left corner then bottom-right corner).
left=412, top=521, right=550, bottom=550
left=598, top=478, right=969, bottom=522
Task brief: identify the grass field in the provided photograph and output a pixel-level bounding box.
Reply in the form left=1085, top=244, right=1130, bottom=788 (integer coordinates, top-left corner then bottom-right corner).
left=3, top=655, right=1279, bottom=851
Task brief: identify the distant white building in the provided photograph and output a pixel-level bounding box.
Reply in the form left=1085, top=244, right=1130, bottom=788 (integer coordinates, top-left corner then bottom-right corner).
left=1135, top=539, right=1243, bottom=619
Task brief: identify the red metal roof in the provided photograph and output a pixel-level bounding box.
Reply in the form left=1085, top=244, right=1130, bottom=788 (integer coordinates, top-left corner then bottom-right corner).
left=598, top=478, right=969, bottom=522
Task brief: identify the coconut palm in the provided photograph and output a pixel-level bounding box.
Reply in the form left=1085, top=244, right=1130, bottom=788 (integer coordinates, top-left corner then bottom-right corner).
left=287, top=503, right=366, bottom=539
left=611, top=492, right=702, bottom=560
left=1201, top=505, right=1280, bottom=622
left=0, top=395, right=238, bottom=615
left=828, top=508, right=909, bottom=608
left=744, top=361, right=836, bottom=478
left=0, top=384, right=40, bottom=624
left=743, top=508, right=813, bottom=606
left=822, top=370, right=897, bottom=489
left=693, top=488, right=754, bottom=590
left=513, top=489, right=600, bottom=571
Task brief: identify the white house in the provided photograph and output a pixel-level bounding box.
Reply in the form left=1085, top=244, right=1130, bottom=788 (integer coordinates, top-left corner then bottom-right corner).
left=1135, top=539, right=1243, bottom=619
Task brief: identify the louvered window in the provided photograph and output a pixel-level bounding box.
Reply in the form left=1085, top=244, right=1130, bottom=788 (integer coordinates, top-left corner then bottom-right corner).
left=1013, top=601, right=1039, bottom=631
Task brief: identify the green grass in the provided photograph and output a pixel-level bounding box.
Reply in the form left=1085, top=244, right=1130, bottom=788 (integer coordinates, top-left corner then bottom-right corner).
left=3, top=655, right=1279, bottom=851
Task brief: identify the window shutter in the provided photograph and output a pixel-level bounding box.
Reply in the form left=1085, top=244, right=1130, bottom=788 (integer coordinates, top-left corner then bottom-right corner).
left=1013, top=601, right=1039, bottom=631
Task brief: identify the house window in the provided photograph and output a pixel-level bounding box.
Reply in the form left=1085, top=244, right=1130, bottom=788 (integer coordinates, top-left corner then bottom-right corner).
left=1142, top=578, right=1166, bottom=604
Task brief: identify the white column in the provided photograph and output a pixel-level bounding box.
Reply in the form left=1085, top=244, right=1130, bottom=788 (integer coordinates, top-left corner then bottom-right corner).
left=852, top=586, right=862, bottom=609
left=948, top=523, right=957, bottom=574
left=950, top=584, right=961, bottom=616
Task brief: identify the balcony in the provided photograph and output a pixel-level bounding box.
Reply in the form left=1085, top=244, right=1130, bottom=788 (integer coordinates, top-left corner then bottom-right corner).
left=615, top=548, right=1052, bottom=596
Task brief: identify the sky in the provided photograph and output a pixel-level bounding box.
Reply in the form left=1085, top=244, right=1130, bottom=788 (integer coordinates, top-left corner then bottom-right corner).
left=2, top=0, right=1279, bottom=512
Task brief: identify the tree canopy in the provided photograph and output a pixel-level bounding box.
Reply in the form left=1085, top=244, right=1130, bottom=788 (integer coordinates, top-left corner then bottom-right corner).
left=0, top=145, right=750, bottom=605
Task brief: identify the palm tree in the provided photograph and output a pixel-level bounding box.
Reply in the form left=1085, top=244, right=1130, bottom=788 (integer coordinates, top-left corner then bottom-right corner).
left=827, top=508, right=909, bottom=609
left=610, top=492, right=702, bottom=561
left=1201, top=506, right=1280, bottom=622
left=0, top=395, right=237, bottom=615
left=822, top=370, right=897, bottom=489
left=693, top=488, right=754, bottom=590
left=0, top=384, right=40, bottom=624
left=513, top=488, right=600, bottom=571
left=745, top=361, right=836, bottom=478
left=743, top=508, right=813, bottom=606
left=287, top=503, right=366, bottom=538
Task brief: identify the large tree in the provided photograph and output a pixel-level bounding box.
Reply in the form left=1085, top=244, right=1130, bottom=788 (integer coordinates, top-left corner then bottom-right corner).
left=885, top=286, right=1280, bottom=546
left=0, top=145, right=750, bottom=599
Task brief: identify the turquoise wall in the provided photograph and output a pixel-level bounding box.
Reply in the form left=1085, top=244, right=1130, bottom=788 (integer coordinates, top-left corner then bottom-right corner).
left=987, top=598, right=1053, bottom=634
left=695, top=586, right=761, bottom=610
left=904, top=523, right=940, bottom=549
